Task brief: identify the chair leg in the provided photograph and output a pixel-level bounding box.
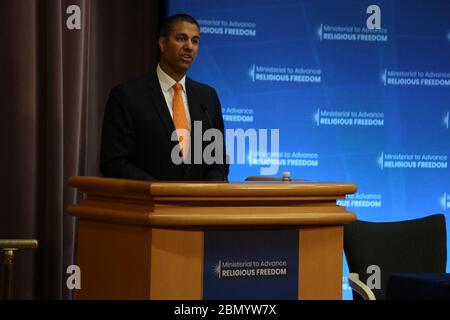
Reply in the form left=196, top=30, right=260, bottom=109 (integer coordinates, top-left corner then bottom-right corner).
left=1, top=249, right=16, bottom=300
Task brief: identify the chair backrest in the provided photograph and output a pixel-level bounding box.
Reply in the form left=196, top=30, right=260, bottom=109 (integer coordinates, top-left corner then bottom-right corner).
left=344, top=214, right=447, bottom=300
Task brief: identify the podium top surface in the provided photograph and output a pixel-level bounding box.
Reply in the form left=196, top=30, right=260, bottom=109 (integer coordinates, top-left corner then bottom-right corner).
left=69, top=176, right=356, bottom=199
left=68, top=176, right=357, bottom=226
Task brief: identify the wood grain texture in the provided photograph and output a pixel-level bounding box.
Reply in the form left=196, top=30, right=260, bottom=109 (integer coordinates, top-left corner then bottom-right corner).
left=299, top=226, right=343, bottom=300
left=150, top=229, right=203, bottom=299
left=75, top=220, right=152, bottom=299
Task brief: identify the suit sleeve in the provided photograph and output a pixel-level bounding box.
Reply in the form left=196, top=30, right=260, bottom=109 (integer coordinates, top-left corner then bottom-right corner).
left=205, top=88, right=229, bottom=181
left=100, top=87, right=156, bottom=181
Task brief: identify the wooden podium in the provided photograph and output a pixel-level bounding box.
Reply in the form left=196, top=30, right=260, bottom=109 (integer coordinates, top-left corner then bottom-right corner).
left=67, top=176, right=356, bottom=300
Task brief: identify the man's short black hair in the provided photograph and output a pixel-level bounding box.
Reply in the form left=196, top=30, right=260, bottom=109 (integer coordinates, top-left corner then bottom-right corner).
left=159, top=14, right=200, bottom=37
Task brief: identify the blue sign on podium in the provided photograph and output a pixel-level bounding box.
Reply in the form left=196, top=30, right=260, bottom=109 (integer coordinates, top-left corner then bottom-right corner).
left=203, top=229, right=299, bottom=300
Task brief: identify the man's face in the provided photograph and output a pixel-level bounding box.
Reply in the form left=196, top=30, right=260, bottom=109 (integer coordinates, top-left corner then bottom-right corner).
left=159, top=21, right=200, bottom=79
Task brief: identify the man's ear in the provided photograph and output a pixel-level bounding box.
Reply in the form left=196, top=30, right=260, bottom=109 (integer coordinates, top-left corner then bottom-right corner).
left=158, top=37, right=166, bottom=53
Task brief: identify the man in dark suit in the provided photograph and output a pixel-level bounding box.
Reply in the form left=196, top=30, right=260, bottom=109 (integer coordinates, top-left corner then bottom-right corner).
left=100, top=14, right=228, bottom=181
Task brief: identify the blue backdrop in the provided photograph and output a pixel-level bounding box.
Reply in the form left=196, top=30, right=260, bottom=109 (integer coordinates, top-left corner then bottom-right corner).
left=168, top=0, right=450, bottom=299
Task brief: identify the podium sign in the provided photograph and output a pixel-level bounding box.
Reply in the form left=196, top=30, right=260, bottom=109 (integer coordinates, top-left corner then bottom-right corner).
left=203, top=230, right=299, bottom=299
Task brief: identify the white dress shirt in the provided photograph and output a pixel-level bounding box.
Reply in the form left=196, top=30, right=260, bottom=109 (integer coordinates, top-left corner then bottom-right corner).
left=156, top=64, right=191, bottom=130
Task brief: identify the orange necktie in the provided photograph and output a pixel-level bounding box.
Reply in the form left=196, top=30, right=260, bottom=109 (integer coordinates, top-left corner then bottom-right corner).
left=172, top=83, right=190, bottom=159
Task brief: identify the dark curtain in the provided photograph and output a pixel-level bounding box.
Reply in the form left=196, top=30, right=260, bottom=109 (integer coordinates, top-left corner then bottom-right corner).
left=0, top=0, right=164, bottom=299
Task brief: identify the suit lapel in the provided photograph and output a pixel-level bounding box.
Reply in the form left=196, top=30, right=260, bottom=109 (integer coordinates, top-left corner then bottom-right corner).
left=185, top=78, right=205, bottom=170
left=186, top=78, right=204, bottom=129
left=147, top=72, right=176, bottom=139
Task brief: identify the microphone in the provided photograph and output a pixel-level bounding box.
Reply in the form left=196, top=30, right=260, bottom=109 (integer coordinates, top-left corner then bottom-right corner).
left=200, top=104, right=228, bottom=182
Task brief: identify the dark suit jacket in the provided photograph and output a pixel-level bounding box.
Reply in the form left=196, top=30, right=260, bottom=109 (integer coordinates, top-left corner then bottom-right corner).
left=100, top=71, right=228, bottom=181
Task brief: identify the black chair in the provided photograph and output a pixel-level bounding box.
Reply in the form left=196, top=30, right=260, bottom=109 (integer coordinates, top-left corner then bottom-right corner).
left=344, top=214, right=447, bottom=300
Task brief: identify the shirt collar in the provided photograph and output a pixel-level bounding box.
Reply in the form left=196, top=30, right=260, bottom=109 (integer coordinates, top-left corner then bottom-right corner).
left=157, top=64, right=186, bottom=93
